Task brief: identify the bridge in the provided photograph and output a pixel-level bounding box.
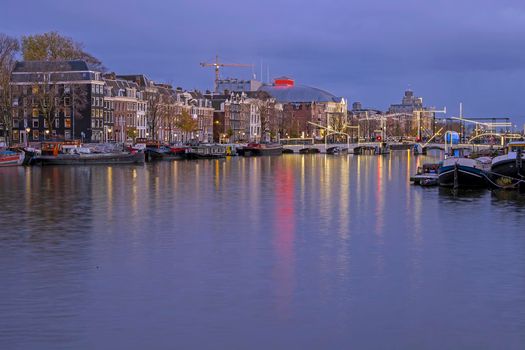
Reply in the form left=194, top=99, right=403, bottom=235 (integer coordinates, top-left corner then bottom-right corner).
left=281, top=142, right=496, bottom=154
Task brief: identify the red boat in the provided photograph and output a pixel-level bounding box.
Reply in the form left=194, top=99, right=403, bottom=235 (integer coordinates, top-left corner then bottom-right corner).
left=240, top=143, right=283, bottom=156
left=0, top=150, right=25, bottom=167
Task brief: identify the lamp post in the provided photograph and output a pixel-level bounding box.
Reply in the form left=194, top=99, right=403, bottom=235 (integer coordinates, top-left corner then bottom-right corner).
left=25, top=127, right=30, bottom=147
left=45, top=129, right=50, bottom=140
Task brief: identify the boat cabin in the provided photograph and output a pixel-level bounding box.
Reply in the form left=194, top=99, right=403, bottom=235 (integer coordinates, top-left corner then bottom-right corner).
left=41, top=140, right=88, bottom=156
left=506, top=141, right=525, bottom=154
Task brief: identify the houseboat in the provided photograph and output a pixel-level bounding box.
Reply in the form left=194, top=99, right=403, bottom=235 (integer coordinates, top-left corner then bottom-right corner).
left=184, top=144, right=227, bottom=159
left=438, top=157, right=491, bottom=188
left=34, top=141, right=145, bottom=165
left=490, top=141, right=525, bottom=187
left=240, top=143, right=283, bottom=156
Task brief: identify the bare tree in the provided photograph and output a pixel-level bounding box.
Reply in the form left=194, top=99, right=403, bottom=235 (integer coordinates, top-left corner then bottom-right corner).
left=163, top=96, right=178, bottom=143
left=0, top=34, right=20, bottom=146
left=31, top=76, right=87, bottom=139
left=146, top=89, right=167, bottom=140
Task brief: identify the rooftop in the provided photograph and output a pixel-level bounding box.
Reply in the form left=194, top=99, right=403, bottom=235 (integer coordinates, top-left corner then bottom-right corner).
left=258, top=84, right=342, bottom=103
left=12, top=60, right=95, bottom=73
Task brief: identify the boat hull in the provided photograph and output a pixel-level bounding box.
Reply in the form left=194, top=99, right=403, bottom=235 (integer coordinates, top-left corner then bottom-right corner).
left=299, top=148, right=320, bottom=154
left=242, top=147, right=283, bottom=156
left=438, top=165, right=488, bottom=188
left=145, top=149, right=185, bottom=161
left=34, top=152, right=145, bottom=165
left=490, top=159, right=524, bottom=182
left=0, top=151, right=25, bottom=167
left=184, top=153, right=225, bottom=160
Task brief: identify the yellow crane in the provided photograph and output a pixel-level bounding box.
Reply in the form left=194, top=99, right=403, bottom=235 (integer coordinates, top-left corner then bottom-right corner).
left=200, top=55, right=253, bottom=93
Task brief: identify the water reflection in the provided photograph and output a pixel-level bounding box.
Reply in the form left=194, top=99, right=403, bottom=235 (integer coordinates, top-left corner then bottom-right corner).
left=272, top=160, right=296, bottom=318
left=1, top=154, right=525, bottom=349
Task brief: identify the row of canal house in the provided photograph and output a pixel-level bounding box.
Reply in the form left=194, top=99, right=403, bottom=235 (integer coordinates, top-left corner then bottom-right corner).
left=6, top=60, right=348, bottom=145
left=7, top=60, right=214, bottom=144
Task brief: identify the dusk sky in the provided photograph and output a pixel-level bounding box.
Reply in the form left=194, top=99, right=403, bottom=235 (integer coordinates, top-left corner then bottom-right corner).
left=3, top=0, right=525, bottom=123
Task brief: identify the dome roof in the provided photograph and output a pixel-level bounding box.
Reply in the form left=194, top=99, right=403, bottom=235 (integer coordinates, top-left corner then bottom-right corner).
left=258, top=84, right=342, bottom=103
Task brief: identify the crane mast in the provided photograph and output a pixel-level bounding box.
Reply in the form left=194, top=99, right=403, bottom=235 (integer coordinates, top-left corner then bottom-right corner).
left=200, top=55, right=253, bottom=93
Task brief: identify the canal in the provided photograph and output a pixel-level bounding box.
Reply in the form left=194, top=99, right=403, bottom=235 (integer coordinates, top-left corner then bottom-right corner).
left=1, top=152, right=524, bottom=349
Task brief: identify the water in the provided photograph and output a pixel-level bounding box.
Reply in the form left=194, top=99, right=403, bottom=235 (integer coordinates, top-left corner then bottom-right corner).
left=1, top=152, right=524, bottom=349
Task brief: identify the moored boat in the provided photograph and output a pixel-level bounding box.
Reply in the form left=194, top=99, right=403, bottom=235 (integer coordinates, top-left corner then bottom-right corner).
left=411, top=163, right=440, bottom=186
left=489, top=141, right=525, bottom=187
left=299, top=148, right=320, bottom=154
left=326, top=146, right=348, bottom=155
left=184, top=144, right=227, bottom=159
left=438, top=157, right=490, bottom=188
left=241, top=143, right=283, bottom=156
left=0, top=149, right=25, bottom=167
left=34, top=141, right=145, bottom=165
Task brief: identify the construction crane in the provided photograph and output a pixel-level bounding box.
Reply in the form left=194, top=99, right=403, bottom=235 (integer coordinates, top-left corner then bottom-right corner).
left=200, top=55, right=253, bottom=93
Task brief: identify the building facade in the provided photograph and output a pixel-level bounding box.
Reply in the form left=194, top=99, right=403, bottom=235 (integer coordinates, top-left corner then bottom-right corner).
left=10, top=60, right=104, bottom=143
left=103, top=74, right=146, bottom=143
left=259, top=77, right=347, bottom=141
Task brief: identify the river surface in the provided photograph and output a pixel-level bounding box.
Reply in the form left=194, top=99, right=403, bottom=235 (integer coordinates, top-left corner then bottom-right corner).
left=1, top=152, right=524, bottom=349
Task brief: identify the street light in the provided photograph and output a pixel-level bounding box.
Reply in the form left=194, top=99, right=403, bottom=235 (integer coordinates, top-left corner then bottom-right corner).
left=25, top=127, right=30, bottom=147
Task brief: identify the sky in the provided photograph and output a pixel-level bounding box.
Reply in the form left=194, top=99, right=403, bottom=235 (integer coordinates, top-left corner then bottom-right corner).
left=3, top=0, right=525, bottom=124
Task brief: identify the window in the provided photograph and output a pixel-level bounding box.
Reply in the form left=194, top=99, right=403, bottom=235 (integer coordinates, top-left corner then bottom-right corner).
left=65, top=130, right=71, bottom=140
left=54, top=119, right=60, bottom=128
left=33, top=130, right=39, bottom=140
left=32, top=109, right=39, bottom=118
left=32, top=85, right=39, bottom=94
left=32, top=119, right=39, bottom=128
left=12, top=130, right=19, bottom=141
left=64, top=97, right=70, bottom=106
left=64, top=119, right=71, bottom=128
left=12, top=119, right=19, bottom=127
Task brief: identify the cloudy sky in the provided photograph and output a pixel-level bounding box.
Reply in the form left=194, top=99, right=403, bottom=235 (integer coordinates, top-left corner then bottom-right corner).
left=3, top=0, right=525, bottom=122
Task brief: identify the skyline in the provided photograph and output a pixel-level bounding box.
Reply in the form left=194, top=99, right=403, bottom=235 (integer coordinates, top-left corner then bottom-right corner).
left=3, top=0, right=525, bottom=122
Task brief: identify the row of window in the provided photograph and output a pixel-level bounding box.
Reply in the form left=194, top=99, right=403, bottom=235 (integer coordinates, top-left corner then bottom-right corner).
left=91, top=84, right=104, bottom=95
left=26, top=118, right=72, bottom=129
left=91, top=118, right=104, bottom=129
left=92, top=97, right=103, bottom=107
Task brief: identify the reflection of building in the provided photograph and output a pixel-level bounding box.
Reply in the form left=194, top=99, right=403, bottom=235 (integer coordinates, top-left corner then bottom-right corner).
left=258, top=77, right=347, bottom=140
left=10, top=60, right=104, bottom=143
